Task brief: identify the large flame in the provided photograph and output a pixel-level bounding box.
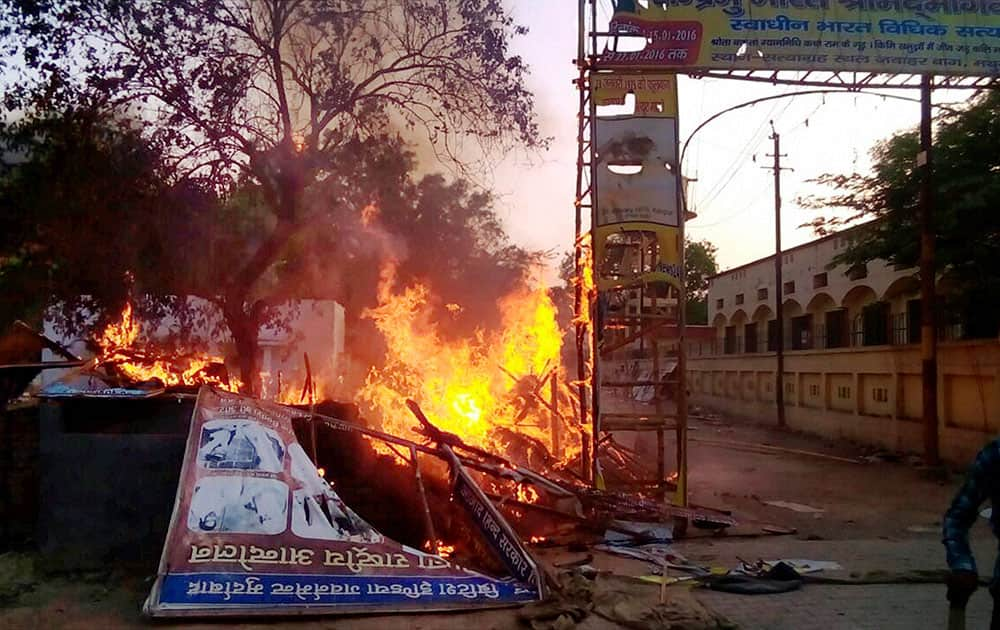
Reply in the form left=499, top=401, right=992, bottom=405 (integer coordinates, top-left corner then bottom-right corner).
left=358, top=262, right=585, bottom=467
left=98, top=302, right=139, bottom=350
left=95, top=303, right=242, bottom=391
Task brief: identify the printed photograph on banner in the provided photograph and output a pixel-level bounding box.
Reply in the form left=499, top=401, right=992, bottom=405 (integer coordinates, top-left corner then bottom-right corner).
left=187, top=476, right=289, bottom=535
left=594, top=116, right=679, bottom=228
left=596, top=163, right=680, bottom=227
left=594, top=224, right=682, bottom=292
left=287, top=442, right=382, bottom=542
left=198, top=418, right=286, bottom=472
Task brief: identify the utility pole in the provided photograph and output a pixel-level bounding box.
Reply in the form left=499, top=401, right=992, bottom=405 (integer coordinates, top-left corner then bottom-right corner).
left=918, top=75, right=939, bottom=466
left=766, top=122, right=790, bottom=428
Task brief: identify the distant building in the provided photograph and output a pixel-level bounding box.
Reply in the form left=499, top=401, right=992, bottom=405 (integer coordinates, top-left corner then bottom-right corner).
left=689, top=223, right=999, bottom=465
left=704, top=224, right=931, bottom=356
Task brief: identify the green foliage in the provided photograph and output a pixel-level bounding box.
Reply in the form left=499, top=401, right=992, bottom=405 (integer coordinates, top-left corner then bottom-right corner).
left=0, top=108, right=535, bottom=368
left=802, top=90, right=1000, bottom=331
left=1, top=1, right=544, bottom=390
left=685, top=238, right=718, bottom=325
left=0, top=108, right=208, bottom=335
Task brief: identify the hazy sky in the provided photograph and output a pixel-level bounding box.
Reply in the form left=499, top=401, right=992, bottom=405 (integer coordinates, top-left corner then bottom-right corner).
left=491, top=2, right=972, bottom=278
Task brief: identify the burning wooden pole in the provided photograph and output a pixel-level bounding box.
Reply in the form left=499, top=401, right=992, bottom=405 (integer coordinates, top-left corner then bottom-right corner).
left=302, top=353, right=318, bottom=463
left=408, top=444, right=439, bottom=554
left=550, top=371, right=561, bottom=458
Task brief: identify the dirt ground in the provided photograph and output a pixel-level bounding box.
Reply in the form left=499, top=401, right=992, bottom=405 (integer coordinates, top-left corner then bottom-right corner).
left=0, top=411, right=984, bottom=629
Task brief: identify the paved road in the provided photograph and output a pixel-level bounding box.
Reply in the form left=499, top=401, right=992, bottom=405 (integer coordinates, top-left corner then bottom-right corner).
left=698, top=583, right=992, bottom=630
left=662, top=413, right=999, bottom=630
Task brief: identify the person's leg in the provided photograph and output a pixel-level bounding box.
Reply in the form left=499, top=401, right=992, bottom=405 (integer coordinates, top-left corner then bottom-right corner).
left=991, top=581, right=1000, bottom=630
left=989, top=562, right=1000, bottom=630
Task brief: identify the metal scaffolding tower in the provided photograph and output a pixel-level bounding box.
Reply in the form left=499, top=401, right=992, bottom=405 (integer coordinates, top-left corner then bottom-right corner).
left=574, top=0, right=689, bottom=515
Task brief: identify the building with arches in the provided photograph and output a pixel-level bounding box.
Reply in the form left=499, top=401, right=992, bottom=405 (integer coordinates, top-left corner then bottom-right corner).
left=705, top=228, right=935, bottom=355
left=688, top=225, right=1000, bottom=464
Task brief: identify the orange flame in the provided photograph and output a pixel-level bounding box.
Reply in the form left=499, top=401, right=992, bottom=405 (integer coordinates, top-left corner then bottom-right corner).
left=361, top=203, right=380, bottom=227
left=98, top=302, right=139, bottom=351
left=95, top=303, right=242, bottom=391
left=423, top=540, right=455, bottom=559
left=358, top=262, right=585, bottom=466
left=516, top=484, right=539, bottom=504
left=572, top=235, right=595, bottom=327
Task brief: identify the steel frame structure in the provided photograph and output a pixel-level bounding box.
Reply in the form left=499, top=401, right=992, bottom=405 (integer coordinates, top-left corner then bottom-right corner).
left=573, top=0, right=997, bottom=518
left=575, top=0, right=690, bottom=514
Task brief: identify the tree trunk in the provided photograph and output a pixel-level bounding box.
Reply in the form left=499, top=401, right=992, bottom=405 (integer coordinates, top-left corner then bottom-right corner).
left=223, top=298, right=263, bottom=396
left=222, top=150, right=303, bottom=397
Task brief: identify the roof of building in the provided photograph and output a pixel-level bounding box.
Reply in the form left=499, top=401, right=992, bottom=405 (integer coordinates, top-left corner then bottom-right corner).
left=705, top=221, right=873, bottom=281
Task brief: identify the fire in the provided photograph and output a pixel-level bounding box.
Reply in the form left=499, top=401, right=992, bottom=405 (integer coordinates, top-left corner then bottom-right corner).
left=358, top=262, right=585, bottom=466
left=529, top=536, right=547, bottom=544
left=573, top=235, right=595, bottom=327
left=516, top=484, right=539, bottom=504
left=361, top=203, right=380, bottom=227
left=98, top=302, right=139, bottom=350
left=437, top=544, right=455, bottom=559
left=95, top=303, right=242, bottom=391
left=423, top=540, right=455, bottom=559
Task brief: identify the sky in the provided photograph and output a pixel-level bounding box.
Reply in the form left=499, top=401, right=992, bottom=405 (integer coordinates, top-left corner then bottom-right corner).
left=490, top=1, right=974, bottom=278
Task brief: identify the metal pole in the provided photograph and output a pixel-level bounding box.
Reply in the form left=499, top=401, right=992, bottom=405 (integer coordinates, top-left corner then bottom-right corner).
left=675, top=111, right=689, bottom=510
left=575, top=0, right=591, bottom=483
left=409, top=445, right=438, bottom=554
left=589, top=0, right=601, bottom=487
left=653, top=337, right=664, bottom=498
left=771, top=125, right=786, bottom=428
left=919, top=75, right=939, bottom=466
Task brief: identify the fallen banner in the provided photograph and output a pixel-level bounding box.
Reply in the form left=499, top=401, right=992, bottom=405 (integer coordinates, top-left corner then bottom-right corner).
left=143, top=386, right=540, bottom=616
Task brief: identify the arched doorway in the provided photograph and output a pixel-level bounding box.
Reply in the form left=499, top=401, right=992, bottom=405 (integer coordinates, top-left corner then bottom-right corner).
left=750, top=304, right=773, bottom=353
left=805, top=292, right=838, bottom=349
left=842, top=285, right=882, bottom=346
left=729, top=309, right=748, bottom=353
left=882, top=275, right=920, bottom=344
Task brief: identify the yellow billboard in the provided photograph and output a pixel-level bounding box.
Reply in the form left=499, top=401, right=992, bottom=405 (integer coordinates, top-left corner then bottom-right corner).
left=594, top=223, right=682, bottom=292
left=603, top=0, right=1000, bottom=75
left=592, top=73, right=679, bottom=117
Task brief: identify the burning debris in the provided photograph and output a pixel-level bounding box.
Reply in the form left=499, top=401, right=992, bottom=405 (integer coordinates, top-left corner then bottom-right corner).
left=92, top=303, right=240, bottom=392
left=29, top=257, right=747, bottom=620
left=358, top=262, right=588, bottom=472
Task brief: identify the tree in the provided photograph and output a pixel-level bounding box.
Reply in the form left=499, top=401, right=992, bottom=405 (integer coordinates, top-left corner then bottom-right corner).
left=685, top=238, right=718, bottom=325
left=0, top=108, right=538, bottom=386
left=800, top=90, right=1000, bottom=336
left=0, top=107, right=212, bottom=337
left=2, top=0, right=542, bottom=393
left=288, top=141, right=541, bottom=366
